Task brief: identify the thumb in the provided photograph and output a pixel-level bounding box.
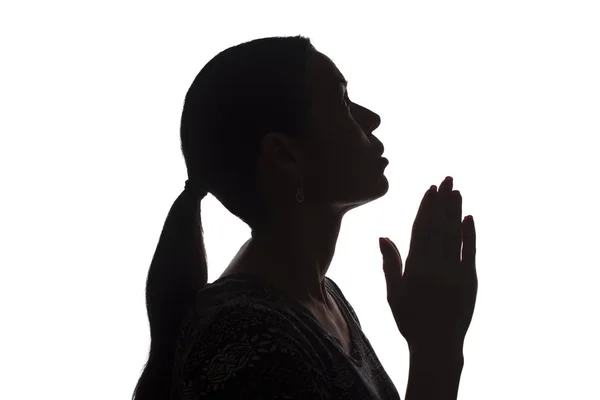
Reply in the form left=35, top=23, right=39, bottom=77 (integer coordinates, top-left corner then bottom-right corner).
left=379, top=237, right=403, bottom=298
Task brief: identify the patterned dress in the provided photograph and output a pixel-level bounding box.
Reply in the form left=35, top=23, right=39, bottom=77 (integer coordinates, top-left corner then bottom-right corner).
left=170, top=272, right=401, bottom=399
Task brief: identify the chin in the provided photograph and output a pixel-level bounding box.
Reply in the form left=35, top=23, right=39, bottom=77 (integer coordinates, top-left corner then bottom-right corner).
left=372, top=172, right=390, bottom=198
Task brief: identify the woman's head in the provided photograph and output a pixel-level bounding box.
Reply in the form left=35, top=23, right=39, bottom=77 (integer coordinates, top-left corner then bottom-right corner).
left=133, top=35, right=387, bottom=400
left=183, top=37, right=387, bottom=237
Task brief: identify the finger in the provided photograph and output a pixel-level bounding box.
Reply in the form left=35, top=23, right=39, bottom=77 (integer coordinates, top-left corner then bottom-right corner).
left=429, top=177, right=452, bottom=275
left=387, top=238, right=402, bottom=268
left=447, top=190, right=462, bottom=266
left=380, top=237, right=403, bottom=299
left=461, top=216, right=476, bottom=273
left=405, top=186, right=436, bottom=278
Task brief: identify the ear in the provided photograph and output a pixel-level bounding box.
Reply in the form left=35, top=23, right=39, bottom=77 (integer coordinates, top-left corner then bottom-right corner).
left=259, top=132, right=303, bottom=176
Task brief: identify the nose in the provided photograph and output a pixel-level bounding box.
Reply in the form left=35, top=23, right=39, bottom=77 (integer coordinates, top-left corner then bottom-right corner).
left=369, top=112, right=381, bottom=132
left=354, top=102, right=381, bottom=133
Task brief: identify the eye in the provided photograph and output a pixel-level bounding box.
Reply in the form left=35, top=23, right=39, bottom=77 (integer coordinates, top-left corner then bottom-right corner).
left=342, top=96, right=351, bottom=109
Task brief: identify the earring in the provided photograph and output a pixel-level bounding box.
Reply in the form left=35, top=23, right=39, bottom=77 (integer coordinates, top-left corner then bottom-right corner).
left=296, top=187, right=305, bottom=203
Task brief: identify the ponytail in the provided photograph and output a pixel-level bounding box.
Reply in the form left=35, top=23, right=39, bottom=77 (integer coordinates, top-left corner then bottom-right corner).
left=132, top=34, right=313, bottom=399
left=132, top=185, right=208, bottom=400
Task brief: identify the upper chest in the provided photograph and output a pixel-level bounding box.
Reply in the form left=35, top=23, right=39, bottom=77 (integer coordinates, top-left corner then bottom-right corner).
left=304, top=294, right=353, bottom=355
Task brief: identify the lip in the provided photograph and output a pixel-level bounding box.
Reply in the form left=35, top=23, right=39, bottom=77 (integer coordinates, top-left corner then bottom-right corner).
left=379, top=157, right=389, bottom=167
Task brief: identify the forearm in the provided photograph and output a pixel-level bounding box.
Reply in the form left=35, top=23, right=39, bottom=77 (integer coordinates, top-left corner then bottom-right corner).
left=405, top=347, right=464, bottom=400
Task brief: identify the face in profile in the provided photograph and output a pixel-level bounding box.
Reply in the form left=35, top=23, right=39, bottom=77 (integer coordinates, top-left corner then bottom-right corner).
left=259, top=46, right=389, bottom=215
left=303, top=48, right=389, bottom=212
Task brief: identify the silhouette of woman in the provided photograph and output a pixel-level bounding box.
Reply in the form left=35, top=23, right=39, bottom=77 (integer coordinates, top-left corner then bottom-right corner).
left=133, top=35, right=477, bottom=400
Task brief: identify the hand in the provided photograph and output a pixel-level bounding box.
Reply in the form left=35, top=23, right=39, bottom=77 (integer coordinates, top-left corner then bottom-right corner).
left=379, top=176, right=477, bottom=351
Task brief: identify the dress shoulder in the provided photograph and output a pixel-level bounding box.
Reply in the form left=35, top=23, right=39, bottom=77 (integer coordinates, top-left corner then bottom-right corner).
left=177, top=301, right=332, bottom=399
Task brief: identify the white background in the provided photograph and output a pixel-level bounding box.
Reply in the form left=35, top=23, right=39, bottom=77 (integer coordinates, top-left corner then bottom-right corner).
left=1, top=1, right=599, bottom=399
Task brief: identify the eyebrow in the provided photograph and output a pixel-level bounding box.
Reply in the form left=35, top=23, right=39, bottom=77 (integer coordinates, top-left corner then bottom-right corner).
left=339, top=78, right=348, bottom=88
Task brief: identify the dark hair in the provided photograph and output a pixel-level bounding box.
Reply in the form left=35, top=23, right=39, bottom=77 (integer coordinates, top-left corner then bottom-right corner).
left=132, top=35, right=314, bottom=400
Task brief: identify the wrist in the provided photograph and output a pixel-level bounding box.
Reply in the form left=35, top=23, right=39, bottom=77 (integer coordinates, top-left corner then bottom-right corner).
left=409, top=343, right=464, bottom=366
left=406, top=349, right=464, bottom=400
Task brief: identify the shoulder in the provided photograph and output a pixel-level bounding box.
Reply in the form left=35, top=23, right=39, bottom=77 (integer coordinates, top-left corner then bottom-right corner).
left=189, top=300, right=307, bottom=350
left=178, top=301, right=331, bottom=398
left=182, top=301, right=316, bottom=370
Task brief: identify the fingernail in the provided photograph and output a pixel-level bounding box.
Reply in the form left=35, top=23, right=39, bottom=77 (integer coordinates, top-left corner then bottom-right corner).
left=379, top=238, right=387, bottom=253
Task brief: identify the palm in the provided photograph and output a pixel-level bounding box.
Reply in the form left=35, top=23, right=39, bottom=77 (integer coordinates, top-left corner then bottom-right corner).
left=380, top=177, right=477, bottom=350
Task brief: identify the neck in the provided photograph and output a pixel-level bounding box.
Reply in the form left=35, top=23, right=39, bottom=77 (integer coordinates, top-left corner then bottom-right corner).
left=224, top=208, right=344, bottom=306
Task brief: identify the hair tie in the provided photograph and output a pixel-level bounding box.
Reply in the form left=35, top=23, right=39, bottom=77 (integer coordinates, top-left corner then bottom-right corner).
left=184, top=179, right=208, bottom=198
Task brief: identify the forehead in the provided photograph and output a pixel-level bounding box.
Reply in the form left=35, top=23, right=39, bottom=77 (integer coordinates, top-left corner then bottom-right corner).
left=305, top=50, right=346, bottom=98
